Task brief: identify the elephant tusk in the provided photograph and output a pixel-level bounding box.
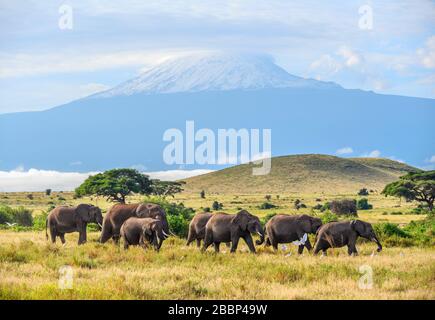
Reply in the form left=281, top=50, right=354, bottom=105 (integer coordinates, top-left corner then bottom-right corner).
left=162, top=230, right=170, bottom=238
left=256, top=231, right=262, bottom=237
left=98, top=223, right=103, bottom=228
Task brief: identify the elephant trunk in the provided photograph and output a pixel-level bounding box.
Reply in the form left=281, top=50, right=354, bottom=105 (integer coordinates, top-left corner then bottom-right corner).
left=372, top=236, right=382, bottom=252
left=255, top=226, right=265, bottom=245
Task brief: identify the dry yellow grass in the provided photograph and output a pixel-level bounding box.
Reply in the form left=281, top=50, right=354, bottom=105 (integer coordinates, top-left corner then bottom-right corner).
left=0, top=191, right=433, bottom=300
left=0, top=230, right=434, bottom=300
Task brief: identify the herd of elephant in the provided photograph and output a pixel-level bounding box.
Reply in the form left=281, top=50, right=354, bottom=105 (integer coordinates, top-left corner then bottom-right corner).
left=46, top=203, right=383, bottom=255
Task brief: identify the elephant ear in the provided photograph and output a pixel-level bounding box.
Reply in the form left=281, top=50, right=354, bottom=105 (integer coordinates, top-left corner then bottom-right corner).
left=135, top=204, right=149, bottom=217
left=76, top=204, right=91, bottom=222
left=232, top=210, right=250, bottom=231
left=296, top=215, right=311, bottom=232
left=350, top=220, right=366, bottom=236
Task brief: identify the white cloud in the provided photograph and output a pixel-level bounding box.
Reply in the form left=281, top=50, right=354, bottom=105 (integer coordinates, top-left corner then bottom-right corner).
left=336, top=147, right=353, bottom=155
left=425, top=155, right=435, bottom=163
left=0, top=51, right=183, bottom=78
left=338, top=46, right=362, bottom=67
left=0, top=169, right=213, bottom=192
left=361, top=150, right=381, bottom=158
left=417, top=36, right=435, bottom=69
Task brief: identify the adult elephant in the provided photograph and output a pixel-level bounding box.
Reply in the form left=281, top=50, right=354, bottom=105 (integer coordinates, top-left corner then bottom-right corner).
left=46, top=204, right=103, bottom=245
left=186, top=212, right=212, bottom=247
left=202, top=210, right=264, bottom=253
left=313, top=220, right=382, bottom=256
left=265, top=214, right=322, bottom=254
left=100, top=203, right=170, bottom=243
left=120, top=217, right=166, bottom=251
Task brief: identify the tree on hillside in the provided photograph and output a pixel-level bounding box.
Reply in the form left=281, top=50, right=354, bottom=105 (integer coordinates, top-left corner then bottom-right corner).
left=75, top=169, right=152, bottom=203
left=358, top=188, right=369, bottom=196
left=151, top=180, right=185, bottom=198
left=382, top=171, right=435, bottom=211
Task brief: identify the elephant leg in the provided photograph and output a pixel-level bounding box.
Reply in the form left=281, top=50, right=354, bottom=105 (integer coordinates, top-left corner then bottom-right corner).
left=49, top=227, right=57, bottom=243
left=214, top=242, right=220, bottom=253
left=78, top=229, right=87, bottom=245
left=347, top=244, right=358, bottom=256
left=321, top=249, right=327, bottom=256
left=202, top=231, right=213, bottom=252
left=112, top=234, right=120, bottom=245
left=196, top=239, right=201, bottom=248
left=313, top=240, right=324, bottom=255
left=225, top=242, right=231, bottom=248
left=243, top=235, right=256, bottom=253
left=305, top=238, right=312, bottom=251
left=59, top=233, right=66, bottom=245
left=100, top=221, right=113, bottom=243
left=297, top=244, right=304, bottom=254
left=230, top=236, right=240, bottom=253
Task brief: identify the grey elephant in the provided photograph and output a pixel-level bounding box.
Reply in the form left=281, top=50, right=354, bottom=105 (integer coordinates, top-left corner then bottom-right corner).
left=100, top=203, right=170, bottom=243
left=202, top=210, right=265, bottom=253
left=313, top=220, right=382, bottom=256
left=265, top=214, right=322, bottom=254
left=120, top=217, right=166, bottom=251
left=186, top=212, right=213, bottom=247
left=46, top=204, right=103, bottom=245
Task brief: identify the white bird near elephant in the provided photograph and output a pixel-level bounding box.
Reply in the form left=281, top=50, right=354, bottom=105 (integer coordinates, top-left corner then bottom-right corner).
left=5, top=222, right=17, bottom=227
left=281, top=244, right=288, bottom=251
left=292, top=233, right=308, bottom=246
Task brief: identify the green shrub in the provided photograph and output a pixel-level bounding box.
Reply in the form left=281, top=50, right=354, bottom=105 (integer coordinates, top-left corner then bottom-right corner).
left=12, top=207, right=33, bottom=226
left=0, top=206, right=13, bottom=224
left=259, top=202, right=277, bottom=210
left=357, top=188, right=369, bottom=196
left=0, top=206, right=33, bottom=226
left=143, top=196, right=195, bottom=238
left=202, top=207, right=211, bottom=212
left=403, top=216, right=435, bottom=246
left=374, top=223, right=409, bottom=239
left=312, top=204, right=323, bottom=210
left=212, top=201, right=223, bottom=211
left=261, top=212, right=277, bottom=226
left=33, top=212, right=48, bottom=231
left=319, top=211, right=338, bottom=224
left=356, top=198, right=373, bottom=210
left=330, top=199, right=357, bottom=216
left=167, top=215, right=190, bottom=238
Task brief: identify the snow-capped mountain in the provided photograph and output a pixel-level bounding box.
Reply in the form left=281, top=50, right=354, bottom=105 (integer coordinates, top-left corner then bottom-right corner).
left=92, top=52, right=339, bottom=98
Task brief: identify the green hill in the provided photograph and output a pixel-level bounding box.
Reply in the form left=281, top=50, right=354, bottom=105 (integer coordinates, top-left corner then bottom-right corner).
left=181, top=154, right=420, bottom=194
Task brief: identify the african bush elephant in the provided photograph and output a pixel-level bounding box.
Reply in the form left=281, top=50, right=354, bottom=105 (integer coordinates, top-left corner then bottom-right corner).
left=120, top=217, right=165, bottom=251
left=265, top=214, right=322, bottom=254
left=313, top=220, right=382, bottom=256
left=186, top=212, right=212, bottom=247
left=100, top=203, right=170, bottom=243
left=46, top=204, right=103, bottom=245
left=202, top=210, right=265, bottom=253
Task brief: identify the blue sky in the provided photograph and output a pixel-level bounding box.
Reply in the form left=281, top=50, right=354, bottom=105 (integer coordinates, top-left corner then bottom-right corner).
left=0, top=0, right=434, bottom=114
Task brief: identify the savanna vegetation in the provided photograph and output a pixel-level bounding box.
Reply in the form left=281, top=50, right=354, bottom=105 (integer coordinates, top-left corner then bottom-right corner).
left=0, top=181, right=434, bottom=299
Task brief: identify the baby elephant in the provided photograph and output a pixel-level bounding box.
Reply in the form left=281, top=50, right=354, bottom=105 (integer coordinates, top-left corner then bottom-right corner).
left=313, top=220, right=382, bottom=256
left=120, top=217, right=167, bottom=251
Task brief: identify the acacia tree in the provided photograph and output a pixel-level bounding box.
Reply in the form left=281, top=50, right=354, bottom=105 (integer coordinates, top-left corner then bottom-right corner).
left=382, top=171, right=435, bottom=211
left=75, top=169, right=152, bottom=203
left=151, top=180, right=185, bottom=198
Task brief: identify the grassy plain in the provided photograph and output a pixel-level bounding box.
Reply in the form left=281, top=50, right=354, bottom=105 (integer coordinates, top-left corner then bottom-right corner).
left=0, top=191, right=433, bottom=299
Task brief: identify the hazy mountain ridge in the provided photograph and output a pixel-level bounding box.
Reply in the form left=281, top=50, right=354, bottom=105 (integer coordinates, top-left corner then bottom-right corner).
left=0, top=54, right=433, bottom=172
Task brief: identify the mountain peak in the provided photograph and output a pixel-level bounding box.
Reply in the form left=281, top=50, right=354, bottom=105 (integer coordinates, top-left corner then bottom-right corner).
left=91, top=52, right=340, bottom=98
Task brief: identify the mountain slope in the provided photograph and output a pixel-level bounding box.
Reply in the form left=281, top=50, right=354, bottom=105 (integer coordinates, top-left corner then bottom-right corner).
left=91, top=52, right=339, bottom=98
left=181, top=154, right=420, bottom=194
